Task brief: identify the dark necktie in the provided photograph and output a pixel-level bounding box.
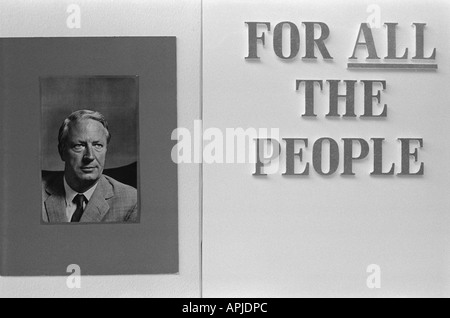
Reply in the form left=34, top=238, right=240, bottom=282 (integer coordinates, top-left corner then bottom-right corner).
left=71, top=194, right=86, bottom=222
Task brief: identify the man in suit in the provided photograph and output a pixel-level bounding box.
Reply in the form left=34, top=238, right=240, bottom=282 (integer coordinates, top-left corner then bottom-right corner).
left=42, top=110, right=138, bottom=223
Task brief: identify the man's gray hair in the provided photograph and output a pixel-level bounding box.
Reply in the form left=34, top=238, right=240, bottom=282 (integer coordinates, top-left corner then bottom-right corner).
left=58, top=110, right=111, bottom=157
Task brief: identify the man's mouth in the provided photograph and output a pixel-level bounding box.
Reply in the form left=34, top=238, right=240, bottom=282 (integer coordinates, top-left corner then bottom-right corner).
left=80, top=166, right=97, bottom=173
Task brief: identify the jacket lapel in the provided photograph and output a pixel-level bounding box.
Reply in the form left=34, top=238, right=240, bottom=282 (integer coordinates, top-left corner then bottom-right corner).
left=80, top=176, right=114, bottom=223
left=44, top=174, right=68, bottom=223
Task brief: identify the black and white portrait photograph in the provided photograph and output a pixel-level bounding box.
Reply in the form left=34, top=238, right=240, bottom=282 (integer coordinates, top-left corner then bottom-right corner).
left=41, top=76, right=139, bottom=224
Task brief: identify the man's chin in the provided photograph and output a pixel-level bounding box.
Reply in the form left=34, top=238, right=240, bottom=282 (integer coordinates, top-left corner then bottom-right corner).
left=77, top=173, right=101, bottom=182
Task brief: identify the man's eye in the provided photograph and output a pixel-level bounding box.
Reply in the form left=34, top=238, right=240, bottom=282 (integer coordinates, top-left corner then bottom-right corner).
left=94, top=144, right=104, bottom=150
left=73, top=144, right=84, bottom=151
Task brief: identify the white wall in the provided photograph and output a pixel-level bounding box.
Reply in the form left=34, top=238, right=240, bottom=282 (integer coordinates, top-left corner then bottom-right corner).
left=203, top=0, right=450, bottom=297
left=0, top=0, right=201, bottom=298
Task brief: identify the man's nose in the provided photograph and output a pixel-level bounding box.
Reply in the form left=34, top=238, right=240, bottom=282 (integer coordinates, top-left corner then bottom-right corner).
left=83, top=144, right=95, bottom=161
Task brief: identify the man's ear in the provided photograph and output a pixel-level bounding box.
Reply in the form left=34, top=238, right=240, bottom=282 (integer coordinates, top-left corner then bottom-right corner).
left=58, top=146, right=66, bottom=162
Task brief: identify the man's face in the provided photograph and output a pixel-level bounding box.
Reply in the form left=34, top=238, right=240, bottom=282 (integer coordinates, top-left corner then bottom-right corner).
left=62, top=119, right=108, bottom=191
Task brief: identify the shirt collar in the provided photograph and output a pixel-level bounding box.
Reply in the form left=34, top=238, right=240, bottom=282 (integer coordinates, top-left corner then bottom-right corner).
left=63, top=177, right=99, bottom=206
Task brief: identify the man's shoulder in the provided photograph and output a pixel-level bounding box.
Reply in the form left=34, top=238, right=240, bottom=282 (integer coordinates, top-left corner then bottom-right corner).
left=102, top=174, right=137, bottom=198
left=101, top=175, right=138, bottom=222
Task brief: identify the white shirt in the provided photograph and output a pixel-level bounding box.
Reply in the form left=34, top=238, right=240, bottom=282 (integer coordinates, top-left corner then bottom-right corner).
left=63, top=177, right=99, bottom=222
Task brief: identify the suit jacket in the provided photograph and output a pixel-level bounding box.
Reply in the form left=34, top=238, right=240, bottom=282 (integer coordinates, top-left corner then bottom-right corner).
left=42, top=172, right=138, bottom=223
